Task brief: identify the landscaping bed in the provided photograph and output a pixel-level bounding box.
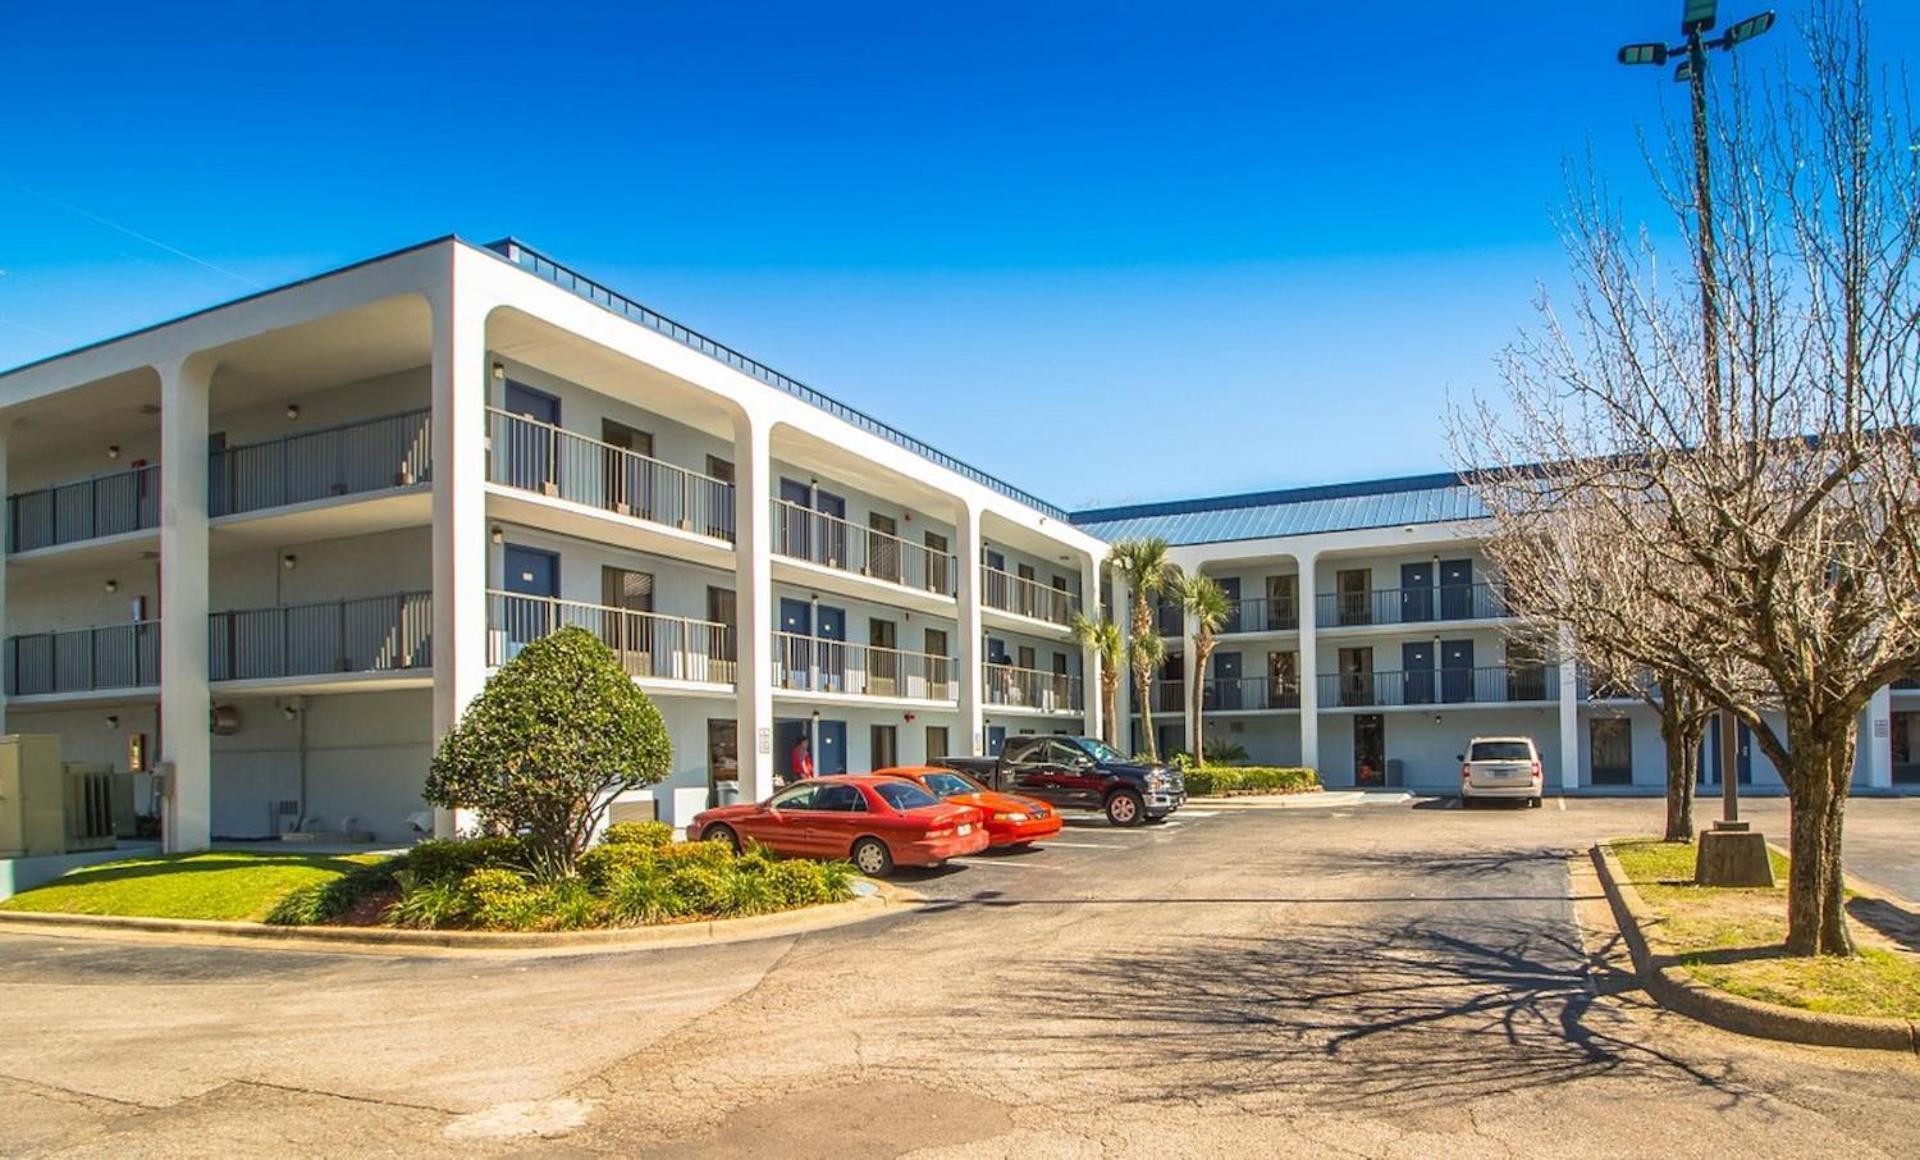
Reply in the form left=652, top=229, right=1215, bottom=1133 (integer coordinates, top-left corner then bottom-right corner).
left=1179, top=765, right=1320, bottom=797
left=1607, top=838, right=1920, bottom=1022
left=0, top=851, right=392, bottom=923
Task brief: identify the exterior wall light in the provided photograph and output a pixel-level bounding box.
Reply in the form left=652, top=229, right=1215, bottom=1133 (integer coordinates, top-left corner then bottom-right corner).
left=107, top=445, right=121, bottom=459
left=104, top=579, right=118, bottom=593
left=286, top=404, right=301, bottom=420
left=282, top=554, right=298, bottom=571
left=492, top=362, right=506, bottom=381
left=491, top=527, right=506, bottom=545
left=105, top=715, right=120, bottom=729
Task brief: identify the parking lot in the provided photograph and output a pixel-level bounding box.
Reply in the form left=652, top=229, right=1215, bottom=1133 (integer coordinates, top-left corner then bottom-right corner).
left=4, top=795, right=1918, bottom=1157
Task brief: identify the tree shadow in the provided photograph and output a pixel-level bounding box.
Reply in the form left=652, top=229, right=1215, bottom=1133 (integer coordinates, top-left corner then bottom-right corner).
left=927, top=915, right=1755, bottom=1112
left=1846, top=896, right=1920, bottom=954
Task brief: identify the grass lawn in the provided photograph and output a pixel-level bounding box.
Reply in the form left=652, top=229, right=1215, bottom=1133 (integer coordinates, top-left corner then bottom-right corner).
left=0, top=851, right=390, bottom=922
left=1610, top=838, right=1920, bottom=1020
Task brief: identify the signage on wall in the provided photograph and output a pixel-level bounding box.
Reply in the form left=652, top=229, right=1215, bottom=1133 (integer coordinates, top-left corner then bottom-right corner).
left=127, top=732, right=147, bottom=772
left=1875, top=718, right=1889, bottom=738
left=757, top=727, right=771, bottom=755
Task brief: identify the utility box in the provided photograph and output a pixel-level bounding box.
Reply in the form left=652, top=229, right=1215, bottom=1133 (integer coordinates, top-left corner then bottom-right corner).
left=1385, top=758, right=1405, bottom=788
left=0, top=736, right=119, bottom=858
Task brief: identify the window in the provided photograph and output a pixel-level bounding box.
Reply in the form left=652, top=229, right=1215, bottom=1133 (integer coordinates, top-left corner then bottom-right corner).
left=770, top=784, right=821, bottom=810
left=871, top=724, right=898, bottom=770
left=873, top=782, right=941, bottom=811
left=925, top=725, right=950, bottom=760
left=1469, top=740, right=1536, bottom=762
left=814, top=783, right=868, bottom=812
left=705, top=454, right=734, bottom=483
left=1267, top=651, right=1299, bottom=708
left=1002, top=736, right=1047, bottom=765
left=1591, top=720, right=1633, bottom=785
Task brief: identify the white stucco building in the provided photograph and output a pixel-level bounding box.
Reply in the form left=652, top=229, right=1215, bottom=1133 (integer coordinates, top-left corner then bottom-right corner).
left=0, top=237, right=1909, bottom=851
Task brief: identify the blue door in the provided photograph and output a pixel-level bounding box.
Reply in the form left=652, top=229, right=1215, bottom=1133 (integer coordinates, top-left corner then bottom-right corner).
left=779, top=598, right=812, bottom=687
left=986, top=724, right=1007, bottom=756
left=502, top=545, right=560, bottom=653
left=1402, top=641, right=1435, bottom=705
left=816, top=606, right=846, bottom=691
left=503, top=382, right=561, bottom=493
left=817, top=719, right=847, bottom=775
left=1738, top=722, right=1753, bottom=784
left=1439, top=559, right=1474, bottom=620
left=1441, top=639, right=1474, bottom=703
left=1217, top=577, right=1242, bottom=634
left=775, top=718, right=810, bottom=786
left=1213, top=651, right=1242, bottom=710
left=1401, top=562, right=1434, bottom=623
left=816, top=489, right=847, bottom=567
left=1701, top=721, right=1756, bottom=786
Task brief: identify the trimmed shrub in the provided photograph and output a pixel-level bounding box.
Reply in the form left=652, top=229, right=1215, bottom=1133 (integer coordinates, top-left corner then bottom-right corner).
left=662, top=865, right=731, bottom=916
left=1183, top=766, right=1319, bottom=797
left=655, top=839, right=736, bottom=870
left=407, top=837, right=530, bottom=885
left=426, top=626, right=672, bottom=878
left=389, top=873, right=469, bottom=929
left=263, top=857, right=401, bottom=926
left=761, top=859, right=830, bottom=909
left=458, top=867, right=536, bottom=928
left=602, top=821, right=673, bottom=848
left=605, top=866, right=677, bottom=925
left=578, top=842, right=657, bottom=891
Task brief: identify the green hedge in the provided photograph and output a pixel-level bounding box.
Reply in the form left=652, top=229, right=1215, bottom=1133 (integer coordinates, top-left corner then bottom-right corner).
left=1182, top=766, right=1319, bottom=797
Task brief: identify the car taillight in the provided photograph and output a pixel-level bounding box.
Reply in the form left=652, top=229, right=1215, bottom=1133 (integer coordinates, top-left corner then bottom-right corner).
left=1461, top=764, right=1471, bottom=780
left=1531, top=761, right=1542, bottom=780
left=927, top=827, right=953, bottom=839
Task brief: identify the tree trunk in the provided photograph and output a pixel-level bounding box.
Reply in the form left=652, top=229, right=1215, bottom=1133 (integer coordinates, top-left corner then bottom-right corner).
left=1135, top=667, right=1156, bottom=760
left=1101, top=674, right=1119, bottom=747
left=1782, top=721, right=1857, bottom=957
left=1662, top=717, right=1697, bottom=842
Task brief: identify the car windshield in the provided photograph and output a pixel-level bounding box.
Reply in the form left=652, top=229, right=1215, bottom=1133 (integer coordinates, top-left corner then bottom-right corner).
left=1470, top=741, right=1534, bottom=762
left=1075, top=737, right=1125, bottom=764
left=873, top=781, right=943, bottom=811
left=919, top=771, right=980, bottom=797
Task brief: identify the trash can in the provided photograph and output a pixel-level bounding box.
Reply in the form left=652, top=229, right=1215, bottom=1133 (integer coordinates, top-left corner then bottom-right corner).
left=716, top=780, right=741, bottom=806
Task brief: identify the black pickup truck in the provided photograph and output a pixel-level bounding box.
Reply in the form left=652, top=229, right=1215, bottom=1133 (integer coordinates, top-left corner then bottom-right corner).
left=934, top=735, right=1185, bottom=826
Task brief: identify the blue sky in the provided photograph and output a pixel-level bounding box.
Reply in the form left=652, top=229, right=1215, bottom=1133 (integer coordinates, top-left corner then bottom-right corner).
left=3, top=2, right=1915, bottom=509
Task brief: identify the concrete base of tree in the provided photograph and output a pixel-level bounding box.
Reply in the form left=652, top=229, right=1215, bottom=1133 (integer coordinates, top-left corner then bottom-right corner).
left=1695, top=822, right=1776, bottom=887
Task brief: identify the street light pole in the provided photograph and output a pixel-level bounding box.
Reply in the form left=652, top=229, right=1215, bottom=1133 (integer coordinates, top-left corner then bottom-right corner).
left=1617, top=2, right=1776, bottom=831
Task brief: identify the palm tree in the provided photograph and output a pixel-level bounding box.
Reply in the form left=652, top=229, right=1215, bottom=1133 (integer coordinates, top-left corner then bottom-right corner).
left=1178, top=574, right=1232, bottom=768
left=1107, top=537, right=1179, bottom=760
left=1070, top=612, right=1124, bottom=746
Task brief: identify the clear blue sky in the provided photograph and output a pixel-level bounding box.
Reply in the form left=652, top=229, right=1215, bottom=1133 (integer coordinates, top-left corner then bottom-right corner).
left=3, top=2, right=1915, bottom=509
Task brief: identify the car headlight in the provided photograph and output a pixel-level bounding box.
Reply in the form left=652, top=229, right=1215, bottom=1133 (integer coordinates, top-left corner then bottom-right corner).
left=992, top=811, right=1028, bottom=823
left=1147, top=772, right=1168, bottom=789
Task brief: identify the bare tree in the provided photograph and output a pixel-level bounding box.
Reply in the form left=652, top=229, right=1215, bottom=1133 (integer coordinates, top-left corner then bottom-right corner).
left=1457, top=1, right=1920, bottom=956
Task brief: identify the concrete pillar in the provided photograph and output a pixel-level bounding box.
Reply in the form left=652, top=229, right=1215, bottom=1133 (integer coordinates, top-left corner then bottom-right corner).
left=1866, top=685, right=1893, bottom=790
left=430, top=289, right=492, bottom=838
left=1295, top=551, right=1319, bottom=773
left=1182, top=607, right=1200, bottom=759
left=159, top=358, right=212, bottom=852
left=1557, top=624, right=1580, bottom=791
left=1112, top=575, right=1133, bottom=753
left=0, top=416, right=9, bottom=736
left=732, top=416, right=777, bottom=800
left=1077, top=549, right=1103, bottom=743
left=955, top=502, right=985, bottom=755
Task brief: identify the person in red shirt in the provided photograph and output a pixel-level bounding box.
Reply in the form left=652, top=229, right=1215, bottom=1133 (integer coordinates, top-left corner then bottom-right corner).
left=790, top=736, right=815, bottom=780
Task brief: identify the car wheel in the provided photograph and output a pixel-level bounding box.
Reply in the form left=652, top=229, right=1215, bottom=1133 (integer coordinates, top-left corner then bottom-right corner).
left=1105, top=790, right=1145, bottom=827
left=1530, top=796, right=1543, bottom=809
left=706, top=823, right=741, bottom=853
left=851, top=837, right=894, bottom=877
left=1459, top=795, right=1473, bottom=810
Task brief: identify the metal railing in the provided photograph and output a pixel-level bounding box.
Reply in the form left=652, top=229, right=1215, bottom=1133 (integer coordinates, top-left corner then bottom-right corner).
left=209, top=592, right=433, bottom=681
left=981, top=567, right=1079, bottom=626
left=773, top=632, right=955, bottom=701
left=485, top=239, right=1071, bottom=521
left=487, top=591, right=735, bottom=684
left=4, top=622, right=160, bottom=695
left=7, top=464, right=161, bottom=552
left=211, top=409, right=432, bottom=517
left=487, top=408, right=736, bottom=542
left=1199, top=676, right=1301, bottom=711
left=1220, top=596, right=1298, bottom=634
left=985, top=664, right=1084, bottom=712
left=773, top=500, right=956, bottom=595
left=1138, top=679, right=1185, bottom=714
left=65, top=766, right=118, bottom=848
left=1316, top=665, right=1558, bottom=708
left=1316, top=582, right=1508, bottom=627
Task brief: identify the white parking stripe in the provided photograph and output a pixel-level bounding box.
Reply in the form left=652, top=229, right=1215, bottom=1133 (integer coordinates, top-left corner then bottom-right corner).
left=1047, top=841, right=1121, bottom=849
left=1176, top=810, right=1220, bottom=818
left=955, top=858, right=1055, bottom=870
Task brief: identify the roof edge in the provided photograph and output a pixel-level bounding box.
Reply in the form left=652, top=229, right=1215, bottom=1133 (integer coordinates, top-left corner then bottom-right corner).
left=1069, top=469, right=1476, bottom=526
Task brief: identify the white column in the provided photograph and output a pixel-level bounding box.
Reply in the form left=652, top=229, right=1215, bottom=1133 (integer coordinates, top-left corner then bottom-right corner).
left=955, top=503, right=985, bottom=755
left=1181, top=608, right=1200, bottom=757
left=0, top=416, right=10, bottom=736
left=1295, top=551, right=1319, bottom=773
left=159, top=358, right=211, bottom=852
left=733, top=416, right=776, bottom=800
left=1866, top=685, right=1893, bottom=790
left=1557, top=624, right=1580, bottom=791
left=1077, top=550, right=1103, bottom=743
left=430, top=289, right=492, bottom=838
left=1112, top=575, right=1133, bottom=753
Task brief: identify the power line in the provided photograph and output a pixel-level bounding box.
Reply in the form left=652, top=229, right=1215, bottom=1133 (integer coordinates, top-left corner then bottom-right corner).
left=0, top=177, right=264, bottom=290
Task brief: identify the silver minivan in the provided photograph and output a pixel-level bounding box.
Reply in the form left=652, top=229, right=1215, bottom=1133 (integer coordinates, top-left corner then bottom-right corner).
left=1458, top=736, right=1543, bottom=808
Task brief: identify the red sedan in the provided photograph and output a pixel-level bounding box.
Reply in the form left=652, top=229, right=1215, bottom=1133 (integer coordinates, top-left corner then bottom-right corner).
left=880, top=765, right=1063, bottom=848
left=688, top=774, right=989, bottom=876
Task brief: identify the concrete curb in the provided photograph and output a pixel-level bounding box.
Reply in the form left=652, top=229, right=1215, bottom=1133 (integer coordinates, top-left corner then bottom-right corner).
left=1588, top=842, right=1918, bottom=1053
left=0, top=881, right=922, bottom=956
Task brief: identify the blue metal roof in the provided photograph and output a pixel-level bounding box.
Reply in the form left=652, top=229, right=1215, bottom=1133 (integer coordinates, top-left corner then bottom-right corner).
left=1070, top=471, right=1488, bottom=545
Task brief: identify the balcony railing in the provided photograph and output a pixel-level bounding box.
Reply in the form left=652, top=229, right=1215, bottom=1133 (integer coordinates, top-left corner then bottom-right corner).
left=212, top=409, right=432, bottom=517
left=1315, top=582, right=1508, bottom=628
left=982, top=567, right=1079, bottom=626
left=1221, top=596, right=1298, bottom=634
left=1316, top=665, right=1558, bottom=708
left=487, top=408, right=736, bottom=542
left=7, top=464, right=161, bottom=553
left=209, top=592, right=432, bottom=681
left=773, top=632, right=955, bottom=701
left=1138, top=679, right=1185, bottom=714
left=1199, top=676, right=1301, bottom=711
left=4, top=622, right=159, bottom=696
left=773, top=500, right=956, bottom=596
left=985, top=664, right=1084, bottom=712
left=487, top=591, right=735, bottom=684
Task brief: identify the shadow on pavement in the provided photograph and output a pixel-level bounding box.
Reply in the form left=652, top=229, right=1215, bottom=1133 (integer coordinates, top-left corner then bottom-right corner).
left=1847, top=895, right=1920, bottom=953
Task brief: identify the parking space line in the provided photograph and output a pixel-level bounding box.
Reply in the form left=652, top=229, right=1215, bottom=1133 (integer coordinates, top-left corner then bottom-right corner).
left=1176, top=810, right=1220, bottom=818
left=1047, top=841, right=1121, bottom=849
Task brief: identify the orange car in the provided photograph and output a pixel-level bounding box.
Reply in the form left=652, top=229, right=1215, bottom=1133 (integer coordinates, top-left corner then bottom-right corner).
left=879, top=765, right=1063, bottom=848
